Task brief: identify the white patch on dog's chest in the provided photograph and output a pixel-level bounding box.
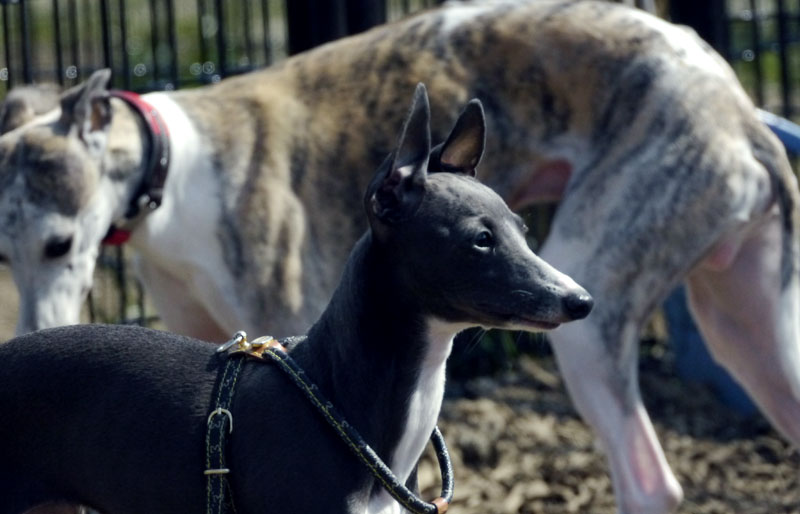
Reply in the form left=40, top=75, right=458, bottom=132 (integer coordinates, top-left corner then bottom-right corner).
left=127, top=93, right=246, bottom=332
left=365, top=318, right=468, bottom=514
left=132, top=93, right=231, bottom=276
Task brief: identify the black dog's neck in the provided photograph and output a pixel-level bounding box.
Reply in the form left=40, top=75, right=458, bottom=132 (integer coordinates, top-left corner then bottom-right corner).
left=296, top=231, right=455, bottom=483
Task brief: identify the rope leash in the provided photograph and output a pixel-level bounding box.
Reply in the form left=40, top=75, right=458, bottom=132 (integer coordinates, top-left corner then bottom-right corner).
left=205, top=331, right=454, bottom=514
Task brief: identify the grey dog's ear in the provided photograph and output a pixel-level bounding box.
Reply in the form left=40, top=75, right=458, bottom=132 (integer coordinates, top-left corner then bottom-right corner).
left=365, top=83, right=431, bottom=225
left=0, top=83, right=61, bottom=134
left=429, top=99, right=485, bottom=177
left=59, top=69, right=113, bottom=156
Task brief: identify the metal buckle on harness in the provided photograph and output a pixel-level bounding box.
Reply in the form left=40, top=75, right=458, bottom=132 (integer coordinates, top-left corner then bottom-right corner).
left=216, top=331, right=248, bottom=353
left=207, top=407, right=234, bottom=433
left=216, top=331, right=284, bottom=358
left=205, top=407, right=234, bottom=476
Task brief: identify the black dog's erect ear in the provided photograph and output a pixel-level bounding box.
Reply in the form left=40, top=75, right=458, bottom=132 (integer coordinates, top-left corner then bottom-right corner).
left=366, top=83, right=431, bottom=224
left=429, top=99, right=485, bottom=177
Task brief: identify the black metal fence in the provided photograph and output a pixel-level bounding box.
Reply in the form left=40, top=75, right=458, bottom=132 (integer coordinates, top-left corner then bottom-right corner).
left=0, top=0, right=798, bottom=329
left=3, top=1, right=797, bottom=112
left=676, top=0, right=800, bottom=119
left=0, top=0, right=442, bottom=95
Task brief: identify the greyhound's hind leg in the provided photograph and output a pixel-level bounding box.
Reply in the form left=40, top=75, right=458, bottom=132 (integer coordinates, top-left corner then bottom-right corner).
left=687, top=208, right=800, bottom=444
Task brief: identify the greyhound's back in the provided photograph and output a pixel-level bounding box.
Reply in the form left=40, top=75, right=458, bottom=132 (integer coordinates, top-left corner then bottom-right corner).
left=167, top=0, right=773, bottom=338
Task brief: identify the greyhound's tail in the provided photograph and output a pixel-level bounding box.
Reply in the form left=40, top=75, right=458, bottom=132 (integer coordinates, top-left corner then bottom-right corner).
left=753, top=109, right=800, bottom=289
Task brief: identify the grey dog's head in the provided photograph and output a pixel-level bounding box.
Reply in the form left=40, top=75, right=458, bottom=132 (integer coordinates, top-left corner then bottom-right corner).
left=0, top=70, right=137, bottom=335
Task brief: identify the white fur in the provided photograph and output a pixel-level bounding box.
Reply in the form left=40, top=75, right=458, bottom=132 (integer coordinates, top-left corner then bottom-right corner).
left=129, top=93, right=248, bottom=339
left=366, top=318, right=467, bottom=514
left=438, top=2, right=499, bottom=34
left=628, top=7, right=734, bottom=81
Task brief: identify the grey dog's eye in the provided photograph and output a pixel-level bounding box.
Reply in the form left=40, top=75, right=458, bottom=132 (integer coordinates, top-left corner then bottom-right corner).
left=474, top=231, right=494, bottom=249
left=44, top=236, right=73, bottom=259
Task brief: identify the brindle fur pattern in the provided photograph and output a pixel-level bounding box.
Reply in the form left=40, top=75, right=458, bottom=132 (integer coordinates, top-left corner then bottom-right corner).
left=1, top=2, right=798, bottom=513
left=165, top=0, right=795, bottom=344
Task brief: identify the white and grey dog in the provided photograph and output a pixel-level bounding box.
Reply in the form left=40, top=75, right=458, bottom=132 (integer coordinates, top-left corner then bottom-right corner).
left=1, top=2, right=798, bottom=513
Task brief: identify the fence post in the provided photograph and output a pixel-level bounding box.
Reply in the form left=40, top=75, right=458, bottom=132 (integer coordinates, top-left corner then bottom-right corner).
left=286, top=0, right=346, bottom=55
left=346, top=0, right=386, bottom=35
left=669, top=0, right=730, bottom=58
left=286, top=0, right=386, bottom=55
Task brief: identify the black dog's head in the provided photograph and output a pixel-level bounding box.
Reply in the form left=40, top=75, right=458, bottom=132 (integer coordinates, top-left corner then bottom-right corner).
left=364, top=84, right=593, bottom=331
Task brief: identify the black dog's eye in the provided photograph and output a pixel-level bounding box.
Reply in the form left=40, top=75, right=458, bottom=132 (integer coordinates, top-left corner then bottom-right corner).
left=0, top=253, right=7, bottom=265
left=44, top=236, right=73, bottom=259
left=474, top=231, right=494, bottom=250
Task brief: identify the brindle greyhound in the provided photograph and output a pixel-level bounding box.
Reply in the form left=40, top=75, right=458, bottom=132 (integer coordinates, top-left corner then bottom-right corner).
left=0, top=84, right=593, bottom=514
left=0, top=2, right=797, bottom=513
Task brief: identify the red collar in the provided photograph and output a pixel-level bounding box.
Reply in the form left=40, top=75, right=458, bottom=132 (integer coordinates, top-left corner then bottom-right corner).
left=102, top=227, right=133, bottom=246
left=102, top=90, right=171, bottom=246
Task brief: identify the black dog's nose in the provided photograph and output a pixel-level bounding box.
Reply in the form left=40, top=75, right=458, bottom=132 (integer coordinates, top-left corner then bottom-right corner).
left=563, top=292, right=594, bottom=320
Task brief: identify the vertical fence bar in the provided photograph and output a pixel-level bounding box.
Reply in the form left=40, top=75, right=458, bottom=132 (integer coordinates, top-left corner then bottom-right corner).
left=777, top=0, right=792, bottom=117
left=18, top=0, right=31, bottom=82
left=99, top=0, right=113, bottom=71
left=196, top=0, right=208, bottom=71
left=242, top=0, right=253, bottom=67
left=136, top=280, right=146, bottom=324
left=166, top=0, right=178, bottom=88
left=68, top=0, right=80, bottom=80
left=2, top=3, right=12, bottom=87
left=118, top=0, right=131, bottom=89
left=214, top=0, right=226, bottom=76
left=260, top=0, right=271, bottom=64
left=347, top=0, right=386, bottom=34
left=149, top=0, right=160, bottom=85
left=748, top=0, right=765, bottom=106
left=0, top=6, right=5, bottom=95
left=85, top=0, right=98, bottom=71
left=87, top=290, right=96, bottom=323
left=52, top=0, right=64, bottom=84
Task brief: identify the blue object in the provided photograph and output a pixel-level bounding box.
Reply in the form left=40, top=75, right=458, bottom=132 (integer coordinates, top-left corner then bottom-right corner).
left=757, top=108, right=800, bottom=154
left=664, top=287, right=757, bottom=415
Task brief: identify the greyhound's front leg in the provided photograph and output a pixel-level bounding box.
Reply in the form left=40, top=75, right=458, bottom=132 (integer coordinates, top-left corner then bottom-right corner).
left=134, top=258, right=232, bottom=342
left=548, top=318, right=683, bottom=514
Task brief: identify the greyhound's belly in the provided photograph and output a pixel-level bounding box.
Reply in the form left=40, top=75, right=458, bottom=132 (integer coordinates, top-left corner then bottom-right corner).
left=507, top=158, right=573, bottom=210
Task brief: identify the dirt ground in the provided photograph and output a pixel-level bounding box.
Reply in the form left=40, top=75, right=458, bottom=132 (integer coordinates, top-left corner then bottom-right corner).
left=418, top=339, right=800, bottom=514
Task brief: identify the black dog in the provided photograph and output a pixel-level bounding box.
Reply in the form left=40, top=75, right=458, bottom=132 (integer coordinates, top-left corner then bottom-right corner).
left=0, top=85, right=592, bottom=514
